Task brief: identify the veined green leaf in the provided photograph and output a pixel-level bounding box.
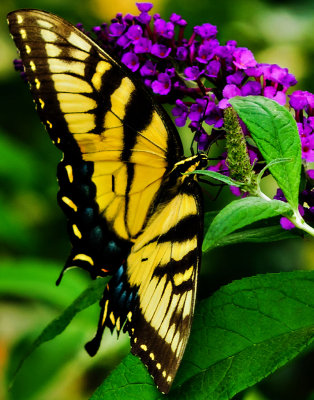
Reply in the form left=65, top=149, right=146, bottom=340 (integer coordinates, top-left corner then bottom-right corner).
left=90, top=271, right=314, bottom=400
left=187, top=170, right=242, bottom=187
left=171, top=271, right=314, bottom=399
left=202, top=197, right=292, bottom=252
left=208, top=224, right=299, bottom=249
left=230, top=97, right=301, bottom=210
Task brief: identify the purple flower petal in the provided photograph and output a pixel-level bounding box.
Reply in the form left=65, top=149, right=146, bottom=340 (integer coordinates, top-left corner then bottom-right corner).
left=205, top=106, right=224, bottom=128
left=134, top=37, right=152, bottom=53
left=274, top=188, right=286, bottom=201
left=302, top=136, right=314, bottom=162
left=121, top=51, right=140, bottom=72
left=109, top=22, right=125, bottom=37
left=126, top=25, right=143, bottom=41
left=307, top=169, right=314, bottom=179
left=241, top=81, right=261, bottom=96
left=136, top=2, right=153, bottom=12
left=154, top=19, right=175, bottom=39
left=280, top=217, right=295, bottom=230
left=170, top=13, right=187, bottom=26
left=172, top=99, right=188, bottom=116
left=140, top=60, right=156, bottom=76
left=172, top=100, right=188, bottom=126
left=222, top=84, right=241, bottom=99
left=245, top=65, right=264, bottom=78
left=196, top=132, right=210, bottom=150
left=189, top=99, right=208, bottom=122
left=208, top=158, right=228, bottom=173
left=226, top=71, right=244, bottom=85
left=248, top=149, right=258, bottom=165
left=218, top=98, right=231, bottom=109
left=230, top=186, right=242, bottom=197
left=206, top=60, right=220, bottom=78
left=233, top=47, right=257, bottom=69
left=176, top=46, right=188, bottom=61
left=184, top=66, right=201, bottom=80
left=116, top=34, right=131, bottom=48
left=195, top=42, right=216, bottom=64
left=264, top=89, right=286, bottom=106
left=137, top=12, right=151, bottom=24
left=194, top=23, right=217, bottom=39
left=151, top=43, right=171, bottom=58
left=151, top=72, right=171, bottom=95
left=289, top=90, right=309, bottom=110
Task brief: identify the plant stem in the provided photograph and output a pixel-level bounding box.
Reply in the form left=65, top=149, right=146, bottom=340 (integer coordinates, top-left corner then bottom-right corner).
left=289, top=210, right=314, bottom=236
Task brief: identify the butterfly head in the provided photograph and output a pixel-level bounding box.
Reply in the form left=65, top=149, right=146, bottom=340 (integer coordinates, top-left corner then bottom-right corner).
left=173, top=153, right=208, bottom=182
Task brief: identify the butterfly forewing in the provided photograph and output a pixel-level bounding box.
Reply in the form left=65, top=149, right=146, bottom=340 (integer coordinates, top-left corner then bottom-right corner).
left=8, top=9, right=182, bottom=270
left=8, top=9, right=204, bottom=394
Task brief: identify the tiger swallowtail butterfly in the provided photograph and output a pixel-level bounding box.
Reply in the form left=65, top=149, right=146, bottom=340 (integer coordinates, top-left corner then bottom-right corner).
left=7, top=9, right=207, bottom=394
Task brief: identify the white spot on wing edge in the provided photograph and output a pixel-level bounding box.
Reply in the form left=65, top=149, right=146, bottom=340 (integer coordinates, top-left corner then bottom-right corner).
left=45, top=43, right=62, bottom=58
left=37, top=19, right=53, bottom=29
left=41, top=29, right=57, bottom=42
left=20, top=29, right=27, bottom=39
left=16, top=14, right=23, bottom=24
left=29, top=61, right=36, bottom=71
left=140, top=344, right=148, bottom=351
left=34, top=78, right=40, bottom=89
left=67, top=31, right=91, bottom=53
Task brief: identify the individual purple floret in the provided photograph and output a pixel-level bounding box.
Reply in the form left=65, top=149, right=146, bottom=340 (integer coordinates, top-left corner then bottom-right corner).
left=151, top=73, right=171, bottom=95
left=121, top=51, right=140, bottom=72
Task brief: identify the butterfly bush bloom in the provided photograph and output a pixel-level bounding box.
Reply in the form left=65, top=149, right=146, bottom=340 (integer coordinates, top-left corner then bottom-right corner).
left=13, top=2, right=313, bottom=229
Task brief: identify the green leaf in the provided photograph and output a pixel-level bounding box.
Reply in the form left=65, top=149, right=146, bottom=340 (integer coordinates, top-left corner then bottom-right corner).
left=11, top=277, right=106, bottom=381
left=90, top=271, right=314, bottom=400
left=230, top=96, right=301, bottom=210
left=209, top=224, right=299, bottom=249
left=90, top=354, right=159, bottom=399
left=187, top=170, right=242, bottom=187
left=171, top=270, right=314, bottom=399
left=202, top=197, right=292, bottom=252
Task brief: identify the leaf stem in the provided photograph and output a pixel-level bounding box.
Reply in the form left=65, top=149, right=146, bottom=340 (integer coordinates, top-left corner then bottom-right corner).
left=255, top=187, right=271, bottom=202
left=289, top=210, right=314, bottom=236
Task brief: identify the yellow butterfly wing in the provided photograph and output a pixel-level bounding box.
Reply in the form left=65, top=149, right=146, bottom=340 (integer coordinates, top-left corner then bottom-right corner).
left=8, top=9, right=206, bottom=394
left=86, top=179, right=203, bottom=393
left=8, top=9, right=182, bottom=278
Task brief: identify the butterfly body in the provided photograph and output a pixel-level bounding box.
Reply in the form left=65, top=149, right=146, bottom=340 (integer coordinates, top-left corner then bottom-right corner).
left=8, top=9, right=206, bottom=393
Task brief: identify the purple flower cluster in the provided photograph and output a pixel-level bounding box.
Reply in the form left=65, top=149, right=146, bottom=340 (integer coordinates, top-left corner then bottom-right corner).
left=87, top=3, right=300, bottom=152
left=289, top=90, right=314, bottom=164
left=75, top=3, right=314, bottom=230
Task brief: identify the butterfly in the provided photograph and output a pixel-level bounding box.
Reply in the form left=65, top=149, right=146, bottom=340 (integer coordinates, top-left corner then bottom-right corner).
left=7, top=9, right=207, bottom=394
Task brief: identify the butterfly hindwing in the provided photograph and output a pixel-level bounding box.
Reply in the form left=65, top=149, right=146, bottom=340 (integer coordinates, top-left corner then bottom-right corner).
left=8, top=9, right=205, bottom=394
left=86, top=179, right=203, bottom=393
left=128, top=180, right=203, bottom=393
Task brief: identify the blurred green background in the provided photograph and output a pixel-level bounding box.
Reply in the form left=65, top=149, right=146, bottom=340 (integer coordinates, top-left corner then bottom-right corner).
left=0, top=0, right=313, bottom=399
